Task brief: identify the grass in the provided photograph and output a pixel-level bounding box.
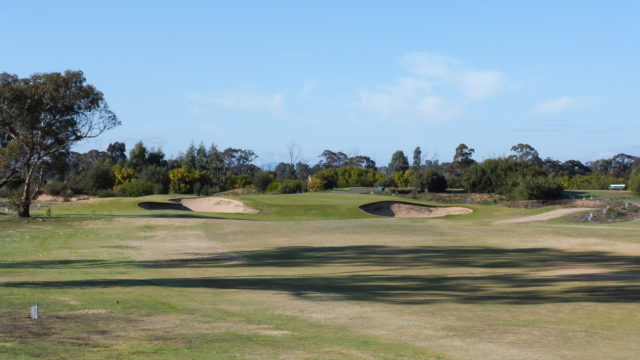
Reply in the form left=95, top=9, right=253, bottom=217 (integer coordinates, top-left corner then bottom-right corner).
left=1, top=192, right=640, bottom=359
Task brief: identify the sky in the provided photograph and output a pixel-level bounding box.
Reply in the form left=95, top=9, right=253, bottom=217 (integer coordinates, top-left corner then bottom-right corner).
left=1, top=1, right=639, bottom=167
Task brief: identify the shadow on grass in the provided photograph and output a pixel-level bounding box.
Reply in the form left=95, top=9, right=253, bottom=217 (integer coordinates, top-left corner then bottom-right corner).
left=46, top=213, right=252, bottom=220
left=2, top=245, right=640, bottom=304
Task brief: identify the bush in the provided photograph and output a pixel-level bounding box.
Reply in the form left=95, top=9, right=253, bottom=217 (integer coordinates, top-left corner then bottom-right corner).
left=112, top=166, right=136, bottom=186
left=629, top=175, right=640, bottom=196
left=267, top=179, right=305, bottom=194
left=139, top=165, right=169, bottom=194
left=510, top=176, right=564, bottom=200
left=308, top=176, right=327, bottom=192
left=115, top=179, right=155, bottom=197
left=463, top=158, right=563, bottom=200
left=314, top=168, right=338, bottom=189
left=67, top=158, right=116, bottom=195
left=168, top=166, right=206, bottom=194
left=391, top=170, right=413, bottom=188
left=253, top=171, right=274, bottom=193
left=559, top=174, right=627, bottom=190
left=43, top=181, right=71, bottom=196
left=412, top=169, right=447, bottom=193
left=375, top=176, right=396, bottom=188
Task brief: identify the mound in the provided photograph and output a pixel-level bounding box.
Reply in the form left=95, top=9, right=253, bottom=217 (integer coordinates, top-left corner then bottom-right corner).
left=359, top=201, right=472, bottom=218
left=180, top=197, right=260, bottom=214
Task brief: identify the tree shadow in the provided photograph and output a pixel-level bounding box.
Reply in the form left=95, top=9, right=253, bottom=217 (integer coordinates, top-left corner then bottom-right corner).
left=2, top=245, right=640, bottom=305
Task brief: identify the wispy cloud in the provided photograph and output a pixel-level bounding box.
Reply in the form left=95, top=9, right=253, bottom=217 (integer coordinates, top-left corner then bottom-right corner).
left=534, top=96, right=595, bottom=115
left=302, top=80, right=317, bottom=96
left=189, top=91, right=285, bottom=112
left=358, top=52, right=516, bottom=122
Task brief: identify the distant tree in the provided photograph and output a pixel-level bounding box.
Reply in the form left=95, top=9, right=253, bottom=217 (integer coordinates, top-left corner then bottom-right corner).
left=453, top=143, right=475, bottom=165
left=561, top=160, right=591, bottom=177
left=412, top=146, right=422, bottom=170
left=319, top=150, right=348, bottom=169
left=195, top=143, right=208, bottom=170
left=412, top=169, right=447, bottom=193
left=222, top=148, right=258, bottom=175
left=610, top=153, right=637, bottom=178
left=253, top=171, right=274, bottom=193
left=128, top=141, right=148, bottom=172
left=347, top=155, right=376, bottom=169
left=274, top=162, right=296, bottom=179
left=146, top=148, right=167, bottom=168
left=388, top=151, right=409, bottom=174
left=107, top=142, right=127, bottom=163
left=510, top=143, right=542, bottom=165
left=0, top=70, right=119, bottom=217
left=295, top=162, right=312, bottom=180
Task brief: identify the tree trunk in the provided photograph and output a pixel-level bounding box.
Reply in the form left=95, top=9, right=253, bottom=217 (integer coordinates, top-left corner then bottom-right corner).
left=18, top=168, right=32, bottom=218
left=18, top=201, right=30, bottom=218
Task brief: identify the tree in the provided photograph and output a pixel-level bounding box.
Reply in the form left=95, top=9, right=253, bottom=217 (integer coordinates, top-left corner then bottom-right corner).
left=453, top=143, right=475, bottom=164
left=510, top=143, right=542, bottom=165
left=412, top=146, right=422, bottom=170
left=128, top=141, right=148, bottom=172
left=319, top=150, right=348, bottom=169
left=107, top=142, right=126, bottom=163
left=388, top=150, right=409, bottom=174
left=346, top=155, right=376, bottom=169
left=0, top=71, right=119, bottom=217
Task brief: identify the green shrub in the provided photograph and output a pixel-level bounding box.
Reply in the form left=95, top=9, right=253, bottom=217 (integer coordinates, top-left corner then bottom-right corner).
left=629, top=175, right=640, bottom=196
left=375, top=176, right=396, bottom=188
left=253, top=171, right=274, bottom=193
left=314, top=168, right=338, bottom=189
left=510, top=176, right=564, bottom=200
left=559, top=174, right=626, bottom=190
left=43, top=181, right=71, bottom=196
left=168, top=166, right=206, bottom=194
left=308, top=176, right=327, bottom=192
left=140, top=165, right=169, bottom=194
left=463, top=157, right=563, bottom=200
left=412, top=169, right=447, bottom=193
left=116, top=179, right=155, bottom=197
left=267, top=179, right=306, bottom=194
left=67, top=158, right=115, bottom=195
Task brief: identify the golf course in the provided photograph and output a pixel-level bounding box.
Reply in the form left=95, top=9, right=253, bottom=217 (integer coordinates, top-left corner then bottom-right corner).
left=2, top=192, right=639, bottom=359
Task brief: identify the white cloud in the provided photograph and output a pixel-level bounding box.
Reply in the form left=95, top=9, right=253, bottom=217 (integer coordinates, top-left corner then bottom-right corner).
left=302, top=80, right=317, bottom=96
left=534, top=96, right=595, bottom=115
left=359, top=52, right=515, bottom=122
left=190, top=92, right=285, bottom=112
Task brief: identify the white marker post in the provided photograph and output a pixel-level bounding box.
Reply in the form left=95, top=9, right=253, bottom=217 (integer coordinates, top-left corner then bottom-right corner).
left=30, top=304, right=38, bottom=319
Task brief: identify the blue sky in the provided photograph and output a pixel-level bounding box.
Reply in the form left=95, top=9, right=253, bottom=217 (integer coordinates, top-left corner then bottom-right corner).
left=2, top=1, right=639, bottom=166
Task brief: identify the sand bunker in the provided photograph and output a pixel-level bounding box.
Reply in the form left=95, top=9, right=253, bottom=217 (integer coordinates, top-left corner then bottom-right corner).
left=493, top=207, right=593, bottom=224
left=139, top=197, right=259, bottom=214
left=180, top=197, right=259, bottom=214
left=359, top=201, right=472, bottom=218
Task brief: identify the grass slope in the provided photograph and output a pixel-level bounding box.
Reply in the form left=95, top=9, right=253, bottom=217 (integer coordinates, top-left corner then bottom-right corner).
left=2, top=193, right=640, bottom=359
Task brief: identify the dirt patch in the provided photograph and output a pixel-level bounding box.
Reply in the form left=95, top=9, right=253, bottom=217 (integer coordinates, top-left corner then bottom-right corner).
left=34, top=194, right=95, bottom=202
left=493, top=208, right=593, bottom=224
left=180, top=197, right=259, bottom=214
left=359, top=201, right=472, bottom=218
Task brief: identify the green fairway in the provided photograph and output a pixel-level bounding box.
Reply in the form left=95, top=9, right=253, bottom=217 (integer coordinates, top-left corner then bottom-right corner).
left=2, top=193, right=640, bottom=359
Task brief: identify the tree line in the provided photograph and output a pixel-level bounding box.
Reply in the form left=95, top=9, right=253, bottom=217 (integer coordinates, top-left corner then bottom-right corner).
left=17, top=140, right=640, bottom=202
left=2, top=70, right=640, bottom=218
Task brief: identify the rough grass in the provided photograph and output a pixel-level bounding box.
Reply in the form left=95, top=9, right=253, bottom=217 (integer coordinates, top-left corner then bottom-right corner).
left=2, top=193, right=640, bottom=359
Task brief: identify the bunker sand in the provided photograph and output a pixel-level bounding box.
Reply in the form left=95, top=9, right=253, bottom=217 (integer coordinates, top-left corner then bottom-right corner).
left=138, top=197, right=259, bottom=214
left=359, top=201, right=472, bottom=218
